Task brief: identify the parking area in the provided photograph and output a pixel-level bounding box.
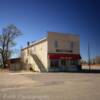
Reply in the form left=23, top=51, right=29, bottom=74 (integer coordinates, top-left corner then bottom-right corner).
left=0, top=70, right=100, bottom=100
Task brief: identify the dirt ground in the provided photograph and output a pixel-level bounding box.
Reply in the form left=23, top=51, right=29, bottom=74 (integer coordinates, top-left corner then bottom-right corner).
left=0, top=70, right=100, bottom=100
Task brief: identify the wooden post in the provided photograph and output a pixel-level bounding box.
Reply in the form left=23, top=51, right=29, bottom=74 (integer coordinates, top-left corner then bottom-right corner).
left=88, top=42, right=91, bottom=71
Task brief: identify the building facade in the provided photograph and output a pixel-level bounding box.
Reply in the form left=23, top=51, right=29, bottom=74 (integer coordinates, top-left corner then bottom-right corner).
left=95, top=56, right=100, bottom=64
left=21, top=32, right=81, bottom=72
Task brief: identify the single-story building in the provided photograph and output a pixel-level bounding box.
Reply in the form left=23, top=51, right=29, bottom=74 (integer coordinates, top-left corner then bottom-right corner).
left=6, top=58, right=22, bottom=71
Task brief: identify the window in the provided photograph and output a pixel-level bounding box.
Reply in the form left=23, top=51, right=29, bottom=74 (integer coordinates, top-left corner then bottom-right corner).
left=70, top=60, right=78, bottom=65
left=61, top=59, right=66, bottom=66
left=70, top=42, right=73, bottom=49
left=66, top=60, right=70, bottom=65
left=66, top=41, right=72, bottom=49
left=54, top=41, right=58, bottom=48
left=66, top=41, right=73, bottom=52
left=50, top=59, right=59, bottom=67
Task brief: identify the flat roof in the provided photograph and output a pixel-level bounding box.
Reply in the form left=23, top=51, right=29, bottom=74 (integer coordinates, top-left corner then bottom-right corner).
left=48, top=31, right=79, bottom=37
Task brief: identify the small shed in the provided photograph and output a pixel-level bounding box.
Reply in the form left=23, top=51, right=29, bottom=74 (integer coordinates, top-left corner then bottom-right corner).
left=9, top=58, right=22, bottom=71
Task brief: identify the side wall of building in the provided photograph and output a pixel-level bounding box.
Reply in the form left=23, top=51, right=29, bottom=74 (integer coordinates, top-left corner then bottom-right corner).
left=30, top=40, right=48, bottom=71
left=21, top=40, right=48, bottom=72
left=21, top=49, right=29, bottom=70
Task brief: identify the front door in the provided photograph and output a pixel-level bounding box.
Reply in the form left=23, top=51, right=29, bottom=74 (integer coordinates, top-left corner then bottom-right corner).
left=60, top=59, right=66, bottom=71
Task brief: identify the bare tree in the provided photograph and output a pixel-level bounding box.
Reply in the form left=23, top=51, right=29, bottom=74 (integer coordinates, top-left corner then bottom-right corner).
left=0, top=24, right=22, bottom=68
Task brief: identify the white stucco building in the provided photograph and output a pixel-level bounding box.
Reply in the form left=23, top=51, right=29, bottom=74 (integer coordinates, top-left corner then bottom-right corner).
left=21, top=32, right=81, bottom=72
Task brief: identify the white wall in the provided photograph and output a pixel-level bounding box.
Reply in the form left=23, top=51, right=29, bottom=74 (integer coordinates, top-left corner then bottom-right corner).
left=21, top=40, right=48, bottom=71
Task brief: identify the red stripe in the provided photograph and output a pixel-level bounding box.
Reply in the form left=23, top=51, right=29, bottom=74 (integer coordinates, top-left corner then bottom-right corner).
left=48, top=53, right=81, bottom=60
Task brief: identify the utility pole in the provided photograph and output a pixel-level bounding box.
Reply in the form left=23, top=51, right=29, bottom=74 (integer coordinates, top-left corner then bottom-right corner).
left=88, top=42, right=91, bottom=71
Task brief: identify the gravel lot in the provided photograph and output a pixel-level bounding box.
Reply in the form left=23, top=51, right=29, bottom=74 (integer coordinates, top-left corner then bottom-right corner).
left=0, top=70, right=100, bottom=100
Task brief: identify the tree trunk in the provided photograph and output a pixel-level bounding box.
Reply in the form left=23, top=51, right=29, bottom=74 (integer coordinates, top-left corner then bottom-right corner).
left=1, top=53, right=7, bottom=68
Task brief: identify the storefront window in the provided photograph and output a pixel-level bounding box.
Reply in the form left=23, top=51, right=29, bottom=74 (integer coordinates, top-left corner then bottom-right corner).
left=70, top=60, right=78, bottom=65
left=66, top=60, right=70, bottom=65
left=50, top=59, right=59, bottom=67
left=61, top=59, right=66, bottom=66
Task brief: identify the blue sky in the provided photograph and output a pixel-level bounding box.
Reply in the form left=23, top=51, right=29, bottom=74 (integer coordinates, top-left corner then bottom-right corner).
left=0, top=0, right=100, bottom=60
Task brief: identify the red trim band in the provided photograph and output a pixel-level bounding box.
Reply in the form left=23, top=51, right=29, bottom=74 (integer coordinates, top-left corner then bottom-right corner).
left=48, top=53, right=81, bottom=60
